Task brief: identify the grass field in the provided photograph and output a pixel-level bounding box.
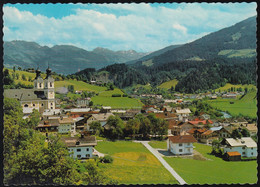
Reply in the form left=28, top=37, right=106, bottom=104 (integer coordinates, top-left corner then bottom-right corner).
left=214, top=83, right=256, bottom=92
left=218, top=49, right=256, bottom=58
left=95, top=141, right=178, bottom=184
left=158, top=79, right=178, bottom=89
left=164, top=143, right=257, bottom=184
left=208, top=90, right=257, bottom=118
left=148, top=141, right=167, bottom=149
left=91, top=96, right=143, bottom=109
left=55, top=80, right=107, bottom=92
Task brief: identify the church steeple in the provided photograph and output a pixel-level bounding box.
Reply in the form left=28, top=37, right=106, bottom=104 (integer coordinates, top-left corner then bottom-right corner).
left=45, top=64, right=52, bottom=79
left=35, top=67, right=41, bottom=79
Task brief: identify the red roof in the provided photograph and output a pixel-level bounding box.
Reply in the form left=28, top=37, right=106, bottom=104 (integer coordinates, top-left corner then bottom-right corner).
left=168, top=135, right=197, bottom=143
left=189, top=119, right=213, bottom=125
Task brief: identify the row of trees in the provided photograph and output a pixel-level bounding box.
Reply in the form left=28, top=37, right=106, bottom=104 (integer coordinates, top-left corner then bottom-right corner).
left=3, top=98, right=117, bottom=185
left=89, top=114, right=168, bottom=140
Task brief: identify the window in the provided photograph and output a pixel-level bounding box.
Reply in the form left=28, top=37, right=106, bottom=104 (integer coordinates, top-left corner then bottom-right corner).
left=179, top=149, right=183, bottom=152
left=41, top=103, right=44, bottom=106
left=242, top=147, right=245, bottom=149
left=86, top=148, right=89, bottom=152
left=251, top=152, right=254, bottom=155
left=50, top=82, right=53, bottom=87
left=86, top=154, right=90, bottom=158
left=77, top=148, right=81, bottom=152
left=51, top=102, right=53, bottom=106
left=77, top=155, right=81, bottom=158
left=24, top=104, right=28, bottom=107
left=39, top=83, right=42, bottom=88
left=187, top=143, right=190, bottom=146
left=179, top=143, right=183, bottom=146
left=33, top=104, right=35, bottom=107
left=242, top=152, right=245, bottom=155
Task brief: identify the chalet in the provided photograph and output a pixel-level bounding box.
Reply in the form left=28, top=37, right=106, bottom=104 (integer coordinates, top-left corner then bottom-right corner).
left=58, top=117, right=75, bottom=134
left=169, top=120, right=194, bottom=136
left=175, top=108, right=191, bottom=121
left=223, top=137, right=257, bottom=158
left=4, top=67, right=55, bottom=114
left=167, top=135, right=197, bottom=155
left=76, top=98, right=90, bottom=108
left=61, top=135, right=97, bottom=159
left=86, top=113, right=114, bottom=127
left=37, top=119, right=59, bottom=132
left=240, top=123, right=257, bottom=136
left=155, top=112, right=177, bottom=121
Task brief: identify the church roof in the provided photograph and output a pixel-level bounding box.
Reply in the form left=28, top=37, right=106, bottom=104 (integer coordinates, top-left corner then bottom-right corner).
left=4, top=89, right=47, bottom=101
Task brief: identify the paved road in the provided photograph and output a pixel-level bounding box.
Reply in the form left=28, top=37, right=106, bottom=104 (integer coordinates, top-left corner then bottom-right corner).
left=134, top=141, right=187, bottom=185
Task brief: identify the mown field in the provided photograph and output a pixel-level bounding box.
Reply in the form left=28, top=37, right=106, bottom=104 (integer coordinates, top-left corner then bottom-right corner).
left=208, top=90, right=257, bottom=118
left=148, top=140, right=167, bottom=149
left=95, top=141, right=177, bottom=184
left=164, top=143, right=257, bottom=184
left=214, top=83, right=256, bottom=92
left=158, top=79, right=178, bottom=89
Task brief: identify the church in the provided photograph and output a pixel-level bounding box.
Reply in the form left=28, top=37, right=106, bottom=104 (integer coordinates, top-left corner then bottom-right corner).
left=4, top=67, right=55, bottom=114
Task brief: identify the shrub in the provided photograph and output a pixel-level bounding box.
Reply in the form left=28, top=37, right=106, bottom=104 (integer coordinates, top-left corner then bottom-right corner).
left=112, top=94, right=121, bottom=97
left=100, top=155, right=114, bottom=163
left=122, top=94, right=128, bottom=97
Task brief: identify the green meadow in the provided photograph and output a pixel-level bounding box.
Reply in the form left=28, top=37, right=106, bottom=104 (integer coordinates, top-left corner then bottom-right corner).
left=95, top=141, right=178, bottom=184
left=148, top=140, right=167, bottom=149
left=214, top=83, right=256, bottom=92
left=208, top=90, right=257, bottom=118
left=158, top=79, right=178, bottom=89
left=164, top=143, right=257, bottom=184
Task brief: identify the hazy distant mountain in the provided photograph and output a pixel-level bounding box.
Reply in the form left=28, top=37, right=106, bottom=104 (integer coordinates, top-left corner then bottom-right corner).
left=126, top=44, right=182, bottom=65
left=92, top=47, right=149, bottom=64
left=3, top=41, right=149, bottom=74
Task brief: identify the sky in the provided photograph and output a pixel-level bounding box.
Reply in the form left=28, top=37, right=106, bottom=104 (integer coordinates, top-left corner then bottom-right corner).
left=3, top=3, right=257, bottom=52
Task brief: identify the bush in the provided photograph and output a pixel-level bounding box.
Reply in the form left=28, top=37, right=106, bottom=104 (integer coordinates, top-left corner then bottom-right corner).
left=122, top=94, right=128, bottom=97
left=112, top=94, right=121, bottom=97
left=100, top=155, right=114, bottom=163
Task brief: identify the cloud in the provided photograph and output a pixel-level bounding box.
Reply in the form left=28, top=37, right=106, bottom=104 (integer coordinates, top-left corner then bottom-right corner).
left=3, top=3, right=257, bottom=52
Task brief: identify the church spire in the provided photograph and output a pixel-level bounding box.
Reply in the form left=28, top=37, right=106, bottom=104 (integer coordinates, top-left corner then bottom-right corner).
left=45, top=64, right=52, bottom=79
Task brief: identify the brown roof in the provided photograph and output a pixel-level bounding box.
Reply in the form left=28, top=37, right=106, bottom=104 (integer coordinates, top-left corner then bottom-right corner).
left=168, top=135, right=197, bottom=143
left=155, top=112, right=177, bottom=119
left=202, top=130, right=213, bottom=136
left=61, top=136, right=97, bottom=147
left=38, top=119, right=59, bottom=127
left=227, top=151, right=241, bottom=156
left=58, top=117, right=74, bottom=124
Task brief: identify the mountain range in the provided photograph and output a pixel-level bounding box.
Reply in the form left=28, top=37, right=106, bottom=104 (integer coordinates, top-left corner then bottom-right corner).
left=3, top=41, right=149, bottom=74
left=74, top=15, right=256, bottom=93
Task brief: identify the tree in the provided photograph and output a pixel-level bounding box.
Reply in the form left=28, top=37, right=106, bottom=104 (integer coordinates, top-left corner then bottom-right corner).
left=68, top=85, right=74, bottom=93
left=89, top=121, right=102, bottom=136
left=125, top=118, right=140, bottom=139
left=241, top=128, right=250, bottom=137
left=231, top=129, right=242, bottom=139
left=89, top=101, right=93, bottom=107
left=106, top=115, right=124, bottom=140
left=28, top=109, right=41, bottom=129
left=135, top=114, right=151, bottom=139
left=13, top=66, right=16, bottom=72
left=3, top=69, right=14, bottom=86
left=16, top=73, right=19, bottom=80
left=22, top=74, right=27, bottom=81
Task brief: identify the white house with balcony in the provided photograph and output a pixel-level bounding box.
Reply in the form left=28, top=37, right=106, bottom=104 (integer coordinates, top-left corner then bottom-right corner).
left=223, top=137, right=257, bottom=158
left=167, top=135, right=197, bottom=155
left=61, top=135, right=97, bottom=159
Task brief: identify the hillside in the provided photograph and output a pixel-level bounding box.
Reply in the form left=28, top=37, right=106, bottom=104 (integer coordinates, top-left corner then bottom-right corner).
left=132, top=15, right=256, bottom=67
left=4, top=41, right=148, bottom=75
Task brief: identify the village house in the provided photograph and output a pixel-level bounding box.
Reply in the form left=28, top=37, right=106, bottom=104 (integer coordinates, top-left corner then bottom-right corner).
left=4, top=67, right=55, bottom=114
left=61, top=135, right=97, bottom=159
left=75, top=98, right=90, bottom=108
left=167, top=135, right=197, bottom=155
left=37, top=118, right=59, bottom=132
left=58, top=116, right=75, bottom=134
left=240, top=123, right=257, bottom=136
left=223, top=137, right=257, bottom=158
left=168, top=120, right=194, bottom=136
left=175, top=108, right=191, bottom=121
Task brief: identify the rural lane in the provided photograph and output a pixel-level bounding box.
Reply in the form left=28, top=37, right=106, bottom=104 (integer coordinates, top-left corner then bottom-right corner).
left=134, top=140, right=187, bottom=185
